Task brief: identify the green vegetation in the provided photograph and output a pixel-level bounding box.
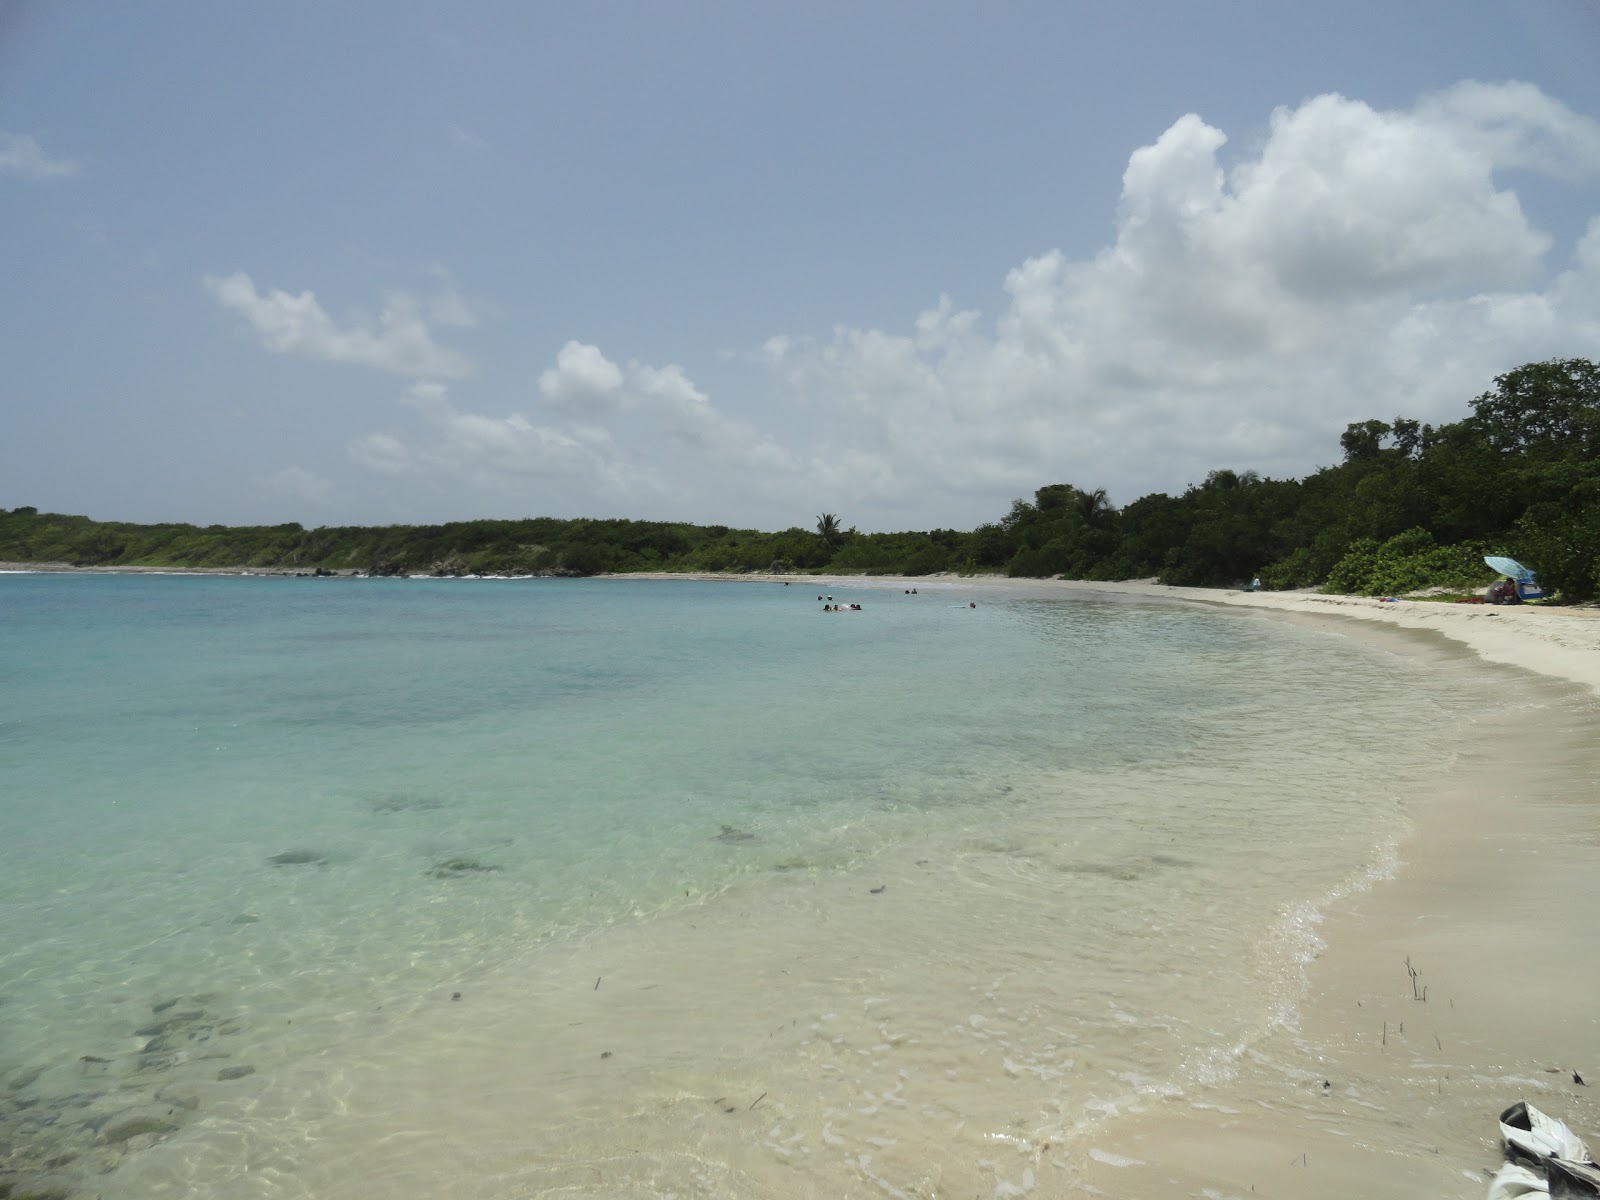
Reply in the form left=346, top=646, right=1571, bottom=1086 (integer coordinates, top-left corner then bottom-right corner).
left=3, top=358, right=1597, bottom=599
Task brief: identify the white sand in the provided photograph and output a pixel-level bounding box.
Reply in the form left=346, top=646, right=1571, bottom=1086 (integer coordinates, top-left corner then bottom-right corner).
left=689, top=573, right=1600, bottom=1197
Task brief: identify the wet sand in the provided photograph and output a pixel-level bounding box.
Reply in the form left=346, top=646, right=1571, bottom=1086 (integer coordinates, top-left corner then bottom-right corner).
left=668, top=573, right=1600, bottom=1197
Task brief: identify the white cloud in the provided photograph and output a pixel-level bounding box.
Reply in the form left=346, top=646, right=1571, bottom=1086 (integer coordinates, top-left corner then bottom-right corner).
left=0, top=131, right=78, bottom=180
left=746, top=82, right=1600, bottom=514
left=347, top=383, right=649, bottom=505
left=205, top=272, right=474, bottom=379
left=538, top=341, right=627, bottom=412
left=634, top=362, right=799, bottom=473
left=347, top=82, right=1600, bottom=529
left=348, top=432, right=414, bottom=476
left=347, top=354, right=807, bottom=518
left=264, top=465, right=333, bottom=505
left=1416, top=80, right=1600, bottom=180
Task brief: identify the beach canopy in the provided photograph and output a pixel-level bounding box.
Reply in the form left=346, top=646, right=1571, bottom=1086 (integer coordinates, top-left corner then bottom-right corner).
left=1485, top=555, right=1547, bottom=601
left=1485, top=555, right=1537, bottom=583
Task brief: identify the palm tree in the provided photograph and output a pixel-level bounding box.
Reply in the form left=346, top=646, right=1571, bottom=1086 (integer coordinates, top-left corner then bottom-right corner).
left=816, top=512, right=844, bottom=550
left=1074, top=487, right=1115, bottom=529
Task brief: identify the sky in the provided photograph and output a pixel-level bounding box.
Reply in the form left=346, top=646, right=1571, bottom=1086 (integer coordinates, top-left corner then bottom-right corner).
left=3, top=2, right=1600, bottom=534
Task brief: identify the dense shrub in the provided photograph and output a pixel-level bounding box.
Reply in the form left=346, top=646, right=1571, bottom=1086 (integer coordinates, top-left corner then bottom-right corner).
left=1323, top=529, right=1491, bottom=596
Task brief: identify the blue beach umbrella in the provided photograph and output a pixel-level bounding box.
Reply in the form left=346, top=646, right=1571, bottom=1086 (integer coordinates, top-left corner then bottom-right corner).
left=1484, top=555, right=1546, bottom=601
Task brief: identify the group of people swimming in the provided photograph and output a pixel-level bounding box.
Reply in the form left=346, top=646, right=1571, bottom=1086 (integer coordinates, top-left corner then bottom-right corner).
left=816, top=591, right=975, bottom=611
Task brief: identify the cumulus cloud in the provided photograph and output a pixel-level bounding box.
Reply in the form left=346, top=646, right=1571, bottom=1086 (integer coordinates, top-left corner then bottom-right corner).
left=205, top=272, right=473, bottom=379
left=752, top=81, right=1600, bottom=515
left=1416, top=80, right=1600, bottom=179
left=342, top=81, right=1600, bottom=528
left=0, top=131, right=78, bottom=179
left=348, top=356, right=806, bottom=517
left=348, top=350, right=806, bottom=515
left=347, top=382, right=648, bottom=505
left=539, top=341, right=626, bottom=413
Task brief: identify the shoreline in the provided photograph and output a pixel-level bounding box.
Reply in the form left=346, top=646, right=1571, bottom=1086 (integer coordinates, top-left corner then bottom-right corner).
left=613, top=569, right=1600, bottom=699
left=611, top=570, right=1600, bottom=1196
left=11, top=567, right=1600, bottom=1197
left=11, top=552, right=1600, bottom=700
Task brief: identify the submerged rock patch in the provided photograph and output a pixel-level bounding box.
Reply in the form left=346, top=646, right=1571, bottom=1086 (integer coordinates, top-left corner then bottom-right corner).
left=267, top=849, right=327, bottom=866
left=429, top=857, right=500, bottom=878
left=367, top=793, right=446, bottom=813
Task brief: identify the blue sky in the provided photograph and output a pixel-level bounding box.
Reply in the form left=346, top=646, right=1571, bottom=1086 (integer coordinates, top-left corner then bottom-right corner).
left=4, top=2, right=1600, bottom=533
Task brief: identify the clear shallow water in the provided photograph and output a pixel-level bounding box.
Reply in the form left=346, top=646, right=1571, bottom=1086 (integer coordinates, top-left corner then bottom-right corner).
left=0, top=574, right=1512, bottom=1195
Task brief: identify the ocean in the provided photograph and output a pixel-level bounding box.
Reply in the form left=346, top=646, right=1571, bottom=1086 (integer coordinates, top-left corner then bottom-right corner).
left=0, top=572, right=1538, bottom=1197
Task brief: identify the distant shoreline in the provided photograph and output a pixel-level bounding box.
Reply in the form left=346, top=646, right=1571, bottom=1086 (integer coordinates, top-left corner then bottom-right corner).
left=0, top=560, right=361, bottom=576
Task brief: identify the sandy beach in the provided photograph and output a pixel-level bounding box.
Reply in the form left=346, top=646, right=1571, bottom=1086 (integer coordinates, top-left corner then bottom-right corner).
left=648, top=573, right=1600, bottom=1197
left=1029, top=581, right=1600, bottom=1198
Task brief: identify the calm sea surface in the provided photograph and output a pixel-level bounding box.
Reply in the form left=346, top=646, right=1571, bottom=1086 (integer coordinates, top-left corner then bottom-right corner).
left=0, top=573, right=1523, bottom=1196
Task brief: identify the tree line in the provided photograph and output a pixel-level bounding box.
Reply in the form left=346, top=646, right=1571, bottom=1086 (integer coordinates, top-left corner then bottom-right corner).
left=3, top=358, right=1597, bottom=599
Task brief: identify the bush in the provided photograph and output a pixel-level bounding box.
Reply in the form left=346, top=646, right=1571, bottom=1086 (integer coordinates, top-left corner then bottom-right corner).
left=1258, top=546, right=1320, bottom=591
left=560, top=542, right=614, bottom=576
left=900, top=545, right=951, bottom=575
left=1322, top=529, right=1490, bottom=595
left=1513, top=493, right=1600, bottom=602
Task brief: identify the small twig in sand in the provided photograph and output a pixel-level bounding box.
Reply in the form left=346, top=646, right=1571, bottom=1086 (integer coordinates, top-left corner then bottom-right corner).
left=594, top=976, right=602, bottom=991
left=1382, top=1021, right=1388, bottom=1046
left=1434, top=1032, right=1443, bottom=1052
left=749, top=1092, right=767, bottom=1110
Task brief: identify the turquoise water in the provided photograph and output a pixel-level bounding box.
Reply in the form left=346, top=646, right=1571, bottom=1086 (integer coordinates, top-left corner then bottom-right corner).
left=0, top=573, right=1506, bottom=1196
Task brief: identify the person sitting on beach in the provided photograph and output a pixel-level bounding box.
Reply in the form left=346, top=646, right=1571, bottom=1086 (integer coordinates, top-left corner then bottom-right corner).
left=1487, top=578, right=1521, bottom=605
